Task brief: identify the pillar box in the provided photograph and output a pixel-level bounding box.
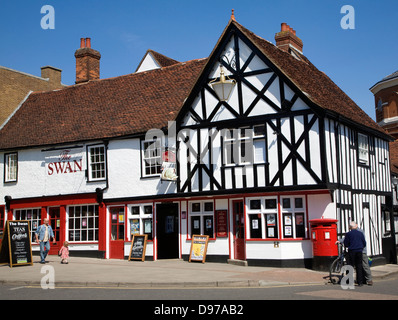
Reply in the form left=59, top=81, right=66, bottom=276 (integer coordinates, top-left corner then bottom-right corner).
left=309, top=218, right=338, bottom=271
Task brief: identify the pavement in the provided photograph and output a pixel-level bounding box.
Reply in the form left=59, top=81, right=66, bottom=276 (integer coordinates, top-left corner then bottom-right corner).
left=0, top=255, right=397, bottom=288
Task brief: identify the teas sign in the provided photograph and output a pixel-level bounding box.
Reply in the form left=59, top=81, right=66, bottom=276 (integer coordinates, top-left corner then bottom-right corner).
left=46, top=149, right=83, bottom=176
left=0, top=220, right=33, bottom=268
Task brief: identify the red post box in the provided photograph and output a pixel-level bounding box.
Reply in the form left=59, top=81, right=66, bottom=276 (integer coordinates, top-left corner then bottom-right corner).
left=309, top=219, right=338, bottom=271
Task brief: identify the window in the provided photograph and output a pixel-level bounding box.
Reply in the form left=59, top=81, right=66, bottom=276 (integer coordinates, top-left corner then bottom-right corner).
left=4, top=153, right=17, bottom=182
left=246, top=196, right=307, bottom=240
left=281, top=196, right=306, bottom=238
left=189, top=201, right=214, bottom=238
left=223, top=126, right=266, bottom=165
left=15, top=208, right=41, bottom=242
left=358, top=133, right=369, bottom=165
left=88, top=145, right=106, bottom=180
left=68, top=205, right=99, bottom=242
left=247, top=197, right=278, bottom=239
left=142, top=139, right=162, bottom=177
left=129, top=204, right=153, bottom=240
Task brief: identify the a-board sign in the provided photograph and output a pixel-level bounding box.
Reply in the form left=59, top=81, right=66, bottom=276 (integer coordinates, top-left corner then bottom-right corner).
left=0, top=220, right=33, bottom=268
left=189, top=234, right=209, bottom=263
left=128, top=234, right=148, bottom=261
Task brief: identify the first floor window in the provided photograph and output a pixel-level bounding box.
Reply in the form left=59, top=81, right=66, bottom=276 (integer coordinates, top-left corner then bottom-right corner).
left=88, top=145, right=106, bottom=180
left=68, top=205, right=99, bottom=242
left=358, top=133, right=369, bottom=165
left=142, top=139, right=162, bottom=177
left=129, top=204, right=153, bottom=240
left=14, top=208, right=41, bottom=242
left=223, top=126, right=266, bottom=166
left=189, top=201, right=214, bottom=238
left=5, top=153, right=18, bottom=182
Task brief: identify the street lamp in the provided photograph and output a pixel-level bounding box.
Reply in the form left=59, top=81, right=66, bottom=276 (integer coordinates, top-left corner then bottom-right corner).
left=209, top=65, right=236, bottom=102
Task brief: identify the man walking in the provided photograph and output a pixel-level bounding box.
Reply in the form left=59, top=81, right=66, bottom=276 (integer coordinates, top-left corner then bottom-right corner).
left=35, top=218, right=56, bottom=264
left=344, top=221, right=367, bottom=286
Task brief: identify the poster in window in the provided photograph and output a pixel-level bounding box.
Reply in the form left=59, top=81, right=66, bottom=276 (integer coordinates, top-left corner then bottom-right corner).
left=268, top=227, right=275, bottom=238
left=144, top=219, right=152, bottom=234
left=130, top=219, right=140, bottom=235
left=284, top=215, right=292, bottom=225
left=267, top=214, right=276, bottom=226
left=284, top=226, right=292, bottom=236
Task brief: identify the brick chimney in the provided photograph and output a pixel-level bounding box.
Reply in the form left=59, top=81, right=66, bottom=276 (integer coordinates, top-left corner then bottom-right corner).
left=41, top=66, right=62, bottom=84
left=74, top=37, right=101, bottom=84
left=275, top=23, right=303, bottom=54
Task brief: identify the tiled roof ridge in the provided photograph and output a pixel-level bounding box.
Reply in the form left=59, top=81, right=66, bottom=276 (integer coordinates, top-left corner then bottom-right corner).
left=147, top=49, right=180, bottom=67
left=27, top=57, right=208, bottom=97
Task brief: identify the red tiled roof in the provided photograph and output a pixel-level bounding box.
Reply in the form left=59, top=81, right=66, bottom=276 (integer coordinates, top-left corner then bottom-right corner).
left=0, top=58, right=207, bottom=149
left=0, top=20, right=390, bottom=151
left=232, top=21, right=388, bottom=136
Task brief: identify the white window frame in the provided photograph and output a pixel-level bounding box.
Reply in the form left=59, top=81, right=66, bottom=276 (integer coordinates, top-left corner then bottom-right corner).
left=67, top=204, right=99, bottom=242
left=358, top=133, right=369, bottom=165
left=141, top=138, right=162, bottom=177
left=223, top=126, right=266, bottom=166
left=5, top=152, right=18, bottom=182
left=128, top=204, right=153, bottom=240
left=87, top=144, right=106, bottom=181
left=14, top=208, right=41, bottom=241
left=188, top=200, right=215, bottom=238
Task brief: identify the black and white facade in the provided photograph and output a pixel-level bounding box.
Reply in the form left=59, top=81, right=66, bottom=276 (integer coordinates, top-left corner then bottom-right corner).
left=0, top=19, right=394, bottom=266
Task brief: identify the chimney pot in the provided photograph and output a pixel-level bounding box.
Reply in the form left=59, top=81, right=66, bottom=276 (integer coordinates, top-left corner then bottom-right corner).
left=275, top=22, right=303, bottom=53
left=75, top=37, right=101, bottom=84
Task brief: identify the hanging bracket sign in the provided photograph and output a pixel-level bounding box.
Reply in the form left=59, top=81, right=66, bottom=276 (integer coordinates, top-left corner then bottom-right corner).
left=0, top=220, right=33, bottom=268
left=189, top=234, right=209, bottom=263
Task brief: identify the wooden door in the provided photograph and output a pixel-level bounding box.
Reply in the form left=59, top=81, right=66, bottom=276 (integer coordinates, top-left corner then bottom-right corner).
left=109, top=206, right=125, bottom=259
left=233, top=200, right=245, bottom=260
left=48, top=207, right=61, bottom=255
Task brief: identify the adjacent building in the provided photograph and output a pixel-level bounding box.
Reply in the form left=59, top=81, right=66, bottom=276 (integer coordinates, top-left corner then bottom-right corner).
left=0, top=17, right=394, bottom=266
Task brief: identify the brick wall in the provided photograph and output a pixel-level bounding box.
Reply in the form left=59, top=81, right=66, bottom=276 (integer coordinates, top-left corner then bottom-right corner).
left=0, top=66, right=64, bottom=126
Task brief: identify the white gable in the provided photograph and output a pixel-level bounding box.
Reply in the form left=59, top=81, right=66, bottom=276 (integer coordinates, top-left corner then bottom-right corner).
left=136, top=52, right=161, bottom=73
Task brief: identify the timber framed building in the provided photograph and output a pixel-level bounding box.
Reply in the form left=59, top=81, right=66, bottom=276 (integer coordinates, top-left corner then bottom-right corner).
left=0, top=17, right=395, bottom=266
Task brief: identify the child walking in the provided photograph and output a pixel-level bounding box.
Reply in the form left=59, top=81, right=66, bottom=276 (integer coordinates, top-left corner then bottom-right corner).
left=59, top=241, right=69, bottom=264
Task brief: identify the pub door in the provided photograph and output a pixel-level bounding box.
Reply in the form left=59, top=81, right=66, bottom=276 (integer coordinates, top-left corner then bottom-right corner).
left=48, top=207, right=61, bottom=255
left=109, top=206, right=125, bottom=259
left=233, top=200, right=245, bottom=260
left=156, top=203, right=179, bottom=259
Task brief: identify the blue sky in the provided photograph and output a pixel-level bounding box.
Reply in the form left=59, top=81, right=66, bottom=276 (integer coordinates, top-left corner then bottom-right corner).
left=1, top=0, right=397, bottom=121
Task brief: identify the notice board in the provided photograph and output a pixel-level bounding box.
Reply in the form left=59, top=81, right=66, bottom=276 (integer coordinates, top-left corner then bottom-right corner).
left=128, top=234, right=148, bottom=261
left=216, top=210, right=228, bottom=237
left=189, top=234, right=209, bottom=263
left=0, top=220, right=33, bottom=268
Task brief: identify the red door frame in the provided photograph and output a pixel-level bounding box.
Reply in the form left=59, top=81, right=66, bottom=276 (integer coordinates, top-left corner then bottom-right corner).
left=232, top=200, right=245, bottom=260
left=48, top=207, right=63, bottom=255
left=109, top=206, right=125, bottom=259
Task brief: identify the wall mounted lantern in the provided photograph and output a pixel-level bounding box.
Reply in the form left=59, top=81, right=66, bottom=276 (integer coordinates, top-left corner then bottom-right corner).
left=209, top=65, right=236, bottom=102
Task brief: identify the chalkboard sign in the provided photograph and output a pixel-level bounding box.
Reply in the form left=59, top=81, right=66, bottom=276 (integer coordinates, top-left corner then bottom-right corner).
left=0, top=220, right=33, bottom=268
left=189, top=234, right=209, bottom=263
left=128, top=234, right=148, bottom=261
